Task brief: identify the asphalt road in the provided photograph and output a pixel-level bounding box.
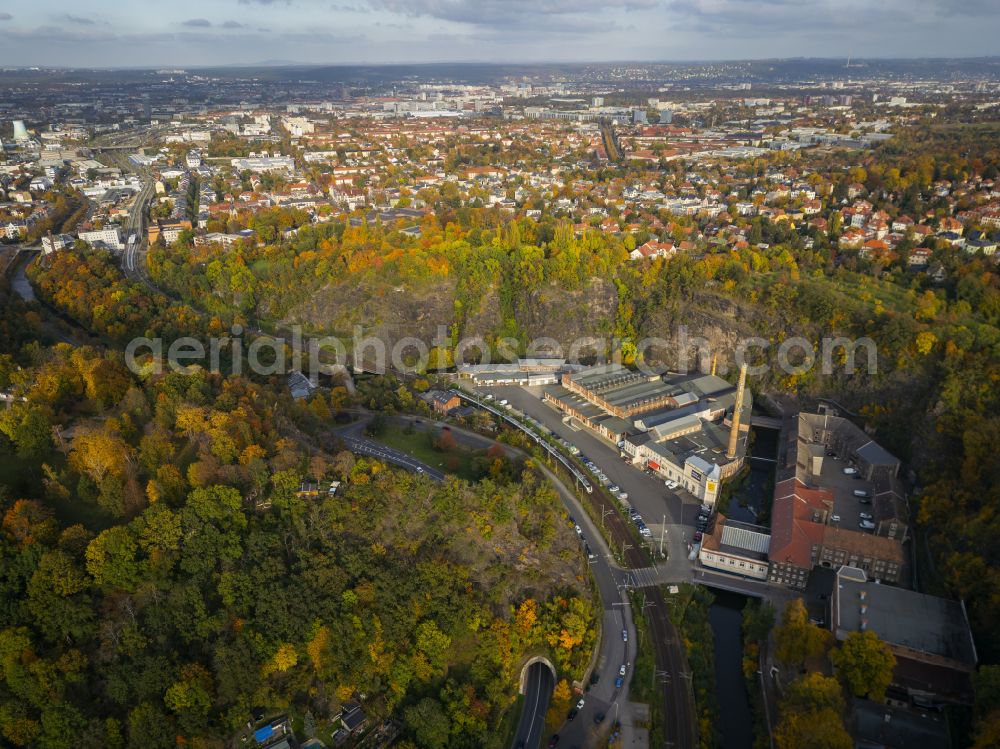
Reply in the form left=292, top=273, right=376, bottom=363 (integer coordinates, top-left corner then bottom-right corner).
left=514, top=663, right=555, bottom=749
left=337, top=432, right=447, bottom=482
left=380, top=415, right=638, bottom=748
left=475, top=385, right=698, bottom=749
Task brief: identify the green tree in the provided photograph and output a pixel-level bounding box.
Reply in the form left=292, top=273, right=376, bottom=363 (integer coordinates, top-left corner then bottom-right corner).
left=830, top=630, right=896, bottom=701
left=85, top=527, right=141, bottom=591
left=0, top=402, right=53, bottom=460
left=403, top=697, right=451, bottom=749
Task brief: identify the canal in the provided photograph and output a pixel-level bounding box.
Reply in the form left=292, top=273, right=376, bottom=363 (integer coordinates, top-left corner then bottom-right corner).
left=709, top=589, right=756, bottom=749
left=709, top=423, right=779, bottom=746
left=725, top=425, right=779, bottom=524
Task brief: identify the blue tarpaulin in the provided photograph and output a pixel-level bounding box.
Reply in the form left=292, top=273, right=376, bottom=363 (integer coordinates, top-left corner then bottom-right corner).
left=253, top=725, right=274, bottom=743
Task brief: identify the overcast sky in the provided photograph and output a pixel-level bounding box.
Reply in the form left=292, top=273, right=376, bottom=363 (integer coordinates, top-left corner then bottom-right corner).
left=0, top=0, right=997, bottom=68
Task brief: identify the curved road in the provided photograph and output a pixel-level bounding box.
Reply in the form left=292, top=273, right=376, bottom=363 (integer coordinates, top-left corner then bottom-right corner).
left=385, top=415, right=638, bottom=748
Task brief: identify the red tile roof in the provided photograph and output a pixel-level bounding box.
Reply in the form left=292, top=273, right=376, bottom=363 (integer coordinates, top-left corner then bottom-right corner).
left=769, top=478, right=832, bottom=568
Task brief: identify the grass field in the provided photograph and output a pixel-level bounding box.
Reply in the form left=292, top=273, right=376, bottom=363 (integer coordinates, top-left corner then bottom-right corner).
left=374, top=422, right=481, bottom=482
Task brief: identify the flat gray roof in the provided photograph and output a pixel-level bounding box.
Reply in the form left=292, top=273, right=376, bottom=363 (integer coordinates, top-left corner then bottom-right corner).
left=836, top=575, right=976, bottom=665
left=855, top=440, right=900, bottom=468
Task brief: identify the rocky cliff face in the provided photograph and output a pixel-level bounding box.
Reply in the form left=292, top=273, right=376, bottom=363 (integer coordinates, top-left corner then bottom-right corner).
left=282, top=277, right=458, bottom=343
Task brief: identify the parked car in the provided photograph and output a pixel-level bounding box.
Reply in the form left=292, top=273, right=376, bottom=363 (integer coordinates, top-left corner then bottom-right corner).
left=499, top=399, right=509, bottom=406
left=614, top=676, right=623, bottom=689
left=619, top=664, right=627, bottom=677
left=859, top=520, right=876, bottom=530
left=853, top=489, right=870, bottom=498
left=576, top=698, right=585, bottom=710
left=859, top=512, right=873, bottom=521
left=622, top=629, right=628, bottom=642
left=665, top=480, right=679, bottom=490
left=830, top=514, right=840, bottom=523
left=608, top=485, right=620, bottom=494
left=843, top=467, right=858, bottom=475
left=858, top=497, right=872, bottom=505
left=574, top=524, right=583, bottom=536
left=640, top=527, right=652, bottom=538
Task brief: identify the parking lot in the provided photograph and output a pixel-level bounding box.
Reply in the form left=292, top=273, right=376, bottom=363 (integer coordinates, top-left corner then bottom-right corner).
left=814, top=451, right=877, bottom=531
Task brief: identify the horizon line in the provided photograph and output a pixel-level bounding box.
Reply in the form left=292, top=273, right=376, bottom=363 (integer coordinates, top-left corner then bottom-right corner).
left=2, top=54, right=1000, bottom=72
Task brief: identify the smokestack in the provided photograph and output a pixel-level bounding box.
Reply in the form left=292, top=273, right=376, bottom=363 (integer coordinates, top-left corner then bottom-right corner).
left=726, top=362, right=748, bottom=460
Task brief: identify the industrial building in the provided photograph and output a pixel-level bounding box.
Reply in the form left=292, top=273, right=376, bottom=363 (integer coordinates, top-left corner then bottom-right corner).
left=833, top=566, right=977, bottom=706
left=699, top=515, right=771, bottom=580
left=542, top=362, right=751, bottom=505
left=768, top=410, right=908, bottom=589
left=457, top=358, right=566, bottom=386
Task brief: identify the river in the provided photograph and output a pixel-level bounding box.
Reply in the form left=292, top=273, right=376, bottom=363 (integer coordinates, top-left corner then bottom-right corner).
left=709, top=589, right=755, bottom=749
left=10, top=252, right=37, bottom=302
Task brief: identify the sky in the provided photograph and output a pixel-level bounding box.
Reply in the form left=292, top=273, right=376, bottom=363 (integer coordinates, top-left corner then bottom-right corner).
left=0, top=0, right=998, bottom=68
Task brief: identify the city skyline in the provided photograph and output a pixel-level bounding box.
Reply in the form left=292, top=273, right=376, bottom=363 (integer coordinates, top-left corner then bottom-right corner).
left=1, top=0, right=999, bottom=68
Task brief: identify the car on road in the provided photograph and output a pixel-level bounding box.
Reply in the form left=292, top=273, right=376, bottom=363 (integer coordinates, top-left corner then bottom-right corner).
left=619, top=664, right=627, bottom=677
left=576, top=698, right=585, bottom=710
left=859, top=512, right=873, bottom=521
left=859, top=519, right=876, bottom=530
left=843, top=467, right=858, bottom=475
left=622, top=629, right=628, bottom=642
left=853, top=489, right=870, bottom=498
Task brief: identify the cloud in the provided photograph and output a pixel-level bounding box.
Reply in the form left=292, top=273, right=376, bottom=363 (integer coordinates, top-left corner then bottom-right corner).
left=0, top=13, right=12, bottom=21
left=662, top=0, right=995, bottom=35
left=60, top=14, right=96, bottom=25
left=364, top=0, right=660, bottom=29
left=239, top=0, right=290, bottom=5
left=182, top=18, right=213, bottom=28
left=221, top=20, right=246, bottom=28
